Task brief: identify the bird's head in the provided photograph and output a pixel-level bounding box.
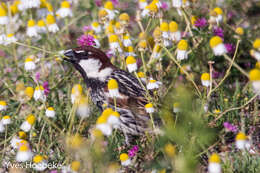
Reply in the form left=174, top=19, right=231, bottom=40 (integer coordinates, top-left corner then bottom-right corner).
left=64, top=46, right=114, bottom=81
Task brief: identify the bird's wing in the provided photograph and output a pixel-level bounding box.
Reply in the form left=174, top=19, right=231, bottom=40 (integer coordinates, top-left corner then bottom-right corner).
left=104, top=70, right=148, bottom=116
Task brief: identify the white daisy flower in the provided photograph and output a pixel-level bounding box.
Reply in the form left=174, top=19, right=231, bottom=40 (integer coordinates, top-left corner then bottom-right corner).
left=33, top=155, right=48, bottom=171
left=0, top=101, right=7, bottom=111
left=20, top=114, right=36, bottom=132
left=27, top=19, right=38, bottom=37
left=108, top=79, right=120, bottom=98
left=56, top=1, right=73, bottom=18
left=16, top=144, right=33, bottom=162
left=177, top=40, right=189, bottom=61
left=24, top=56, right=36, bottom=71
left=1, top=115, right=11, bottom=125
left=208, top=153, right=221, bottom=173
left=126, top=56, right=137, bottom=73
left=46, top=14, right=59, bottom=33
left=45, top=107, right=56, bottom=118
left=120, top=153, right=131, bottom=166
left=210, top=36, right=227, bottom=56
left=33, top=86, right=46, bottom=101
left=147, top=78, right=161, bottom=90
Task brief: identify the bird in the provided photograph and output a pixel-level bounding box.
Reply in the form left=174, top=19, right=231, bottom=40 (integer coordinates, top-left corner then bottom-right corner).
left=64, top=46, right=152, bottom=144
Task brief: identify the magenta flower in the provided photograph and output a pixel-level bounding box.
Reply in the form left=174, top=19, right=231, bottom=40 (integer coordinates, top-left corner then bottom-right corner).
left=94, top=0, right=102, bottom=7
left=111, top=0, right=119, bottom=6
left=194, top=18, right=207, bottom=28
left=161, top=2, right=169, bottom=10
left=35, top=72, right=41, bottom=81
left=43, top=81, right=50, bottom=95
left=213, top=27, right=224, bottom=38
left=224, top=43, right=235, bottom=54
left=77, top=34, right=95, bottom=47
left=128, top=145, right=139, bottom=158
left=223, top=122, right=238, bottom=133
left=82, top=26, right=92, bottom=32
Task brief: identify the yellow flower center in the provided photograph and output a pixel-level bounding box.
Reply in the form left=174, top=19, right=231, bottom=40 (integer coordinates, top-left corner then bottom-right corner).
left=108, top=78, right=118, bottom=89
left=27, top=19, right=36, bottom=27
left=169, top=21, right=178, bottom=32
left=139, top=0, right=146, bottom=2
left=210, top=36, right=223, bottom=48
left=249, top=68, right=260, bottom=81
left=18, top=131, right=27, bottom=139
left=0, top=101, right=7, bottom=106
left=25, top=87, right=34, bottom=98
left=10, top=3, right=19, bottom=15
left=164, top=143, right=175, bottom=157
left=71, top=84, right=83, bottom=94
left=149, top=79, right=156, bottom=83
left=99, top=9, right=108, bottom=18
left=160, top=22, right=169, bottom=32
left=213, top=7, right=223, bottom=15
left=123, top=35, right=130, bottom=40
left=153, top=27, right=161, bottom=38
left=92, top=129, right=103, bottom=138
left=33, top=155, right=44, bottom=163
left=106, top=24, right=115, bottom=34
left=177, top=40, right=188, bottom=50
left=35, top=86, right=44, bottom=91
left=3, top=115, right=10, bottom=119
left=97, top=115, right=108, bottom=124
left=154, top=44, right=161, bottom=52
left=71, top=161, right=80, bottom=171
left=26, top=114, right=36, bottom=125
left=101, top=108, right=113, bottom=117
left=111, top=111, right=120, bottom=118
left=235, top=27, right=244, bottom=35
left=138, top=40, right=147, bottom=48
left=119, top=13, right=130, bottom=22
left=46, top=14, right=55, bottom=25
left=109, top=34, right=118, bottom=43
left=139, top=32, right=146, bottom=39
left=47, top=107, right=54, bottom=111
left=209, top=153, right=220, bottom=163
left=191, top=16, right=198, bottom=25
left=7, top=33, right=14, bottom=38
left=137, top=72, right=145, bottom=78
left=61, top=1, right=70, bottom=8
left=236, top=132, right=247, bottom=141
left=201, top=73, right=210, bottom=81
left=255, top=62, right=260, bottom=69
left=0, top=7, right=7, bottom=17
left=66, top=134, right=83, bottom=149
left=253, top=38, right=260, bottom=49
left=173, top=102, right=180, bottom=108
left=46, top=2, right=53, bottom=12
left=19, top=145, right=29, bottom=151
left=104, top=1, right=114, bottom=10
left=126, top=56, right=136, bottom=65
left=37, top=20, right=45, bottom=27
left=127, top=46, right=134, bottom=52
left=92, top=21, right=99, bottom=28
left=120, top=153, right=129, bottom=161
left=145, top=103, right=153, bottom=108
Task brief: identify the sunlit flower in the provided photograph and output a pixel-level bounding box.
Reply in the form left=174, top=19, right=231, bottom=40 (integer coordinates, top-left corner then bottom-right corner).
left=208, top=153, right=221, bottom=173
left=138, top=40, right=148, bottom=52
left=56, top=1, right=73, bottom=18
left=24, top=56, right=36, bottom=71
left=104, top=1, right=117, bottom=20
left=123, top=35, right=132, bottom=47
left=119, top=13, right=130, bottom=25
left=69, top=161, right=80, bottom=173
left=210, top=36, right=227, bottom=56
left=107, top=111, right=120, bottom=128
left=173, top=102, right=180, bottom=113
left=20, top=114, right=36, bottom=132
left=120, top=153, right=131, bottom=166
left=91, top=21, right=102, bottom=33
left=46, top=14, right=59, bottom=33
left=20, top=0, right=41, bottom=9
left=1, top=115, right=11, bottom=125
left=139, top=0, right=148, bottom=9
left=160, top=22, right=169, bottom=39
left=16, top=144, right=33, bottom=162
left=137, top=71, right=146, bottom=83
left=27, top=19, right=38, bottom=37
left=45, top=107, right=55, bottom=118
left=125, top=46, right=136, bottom=57
left=235, top=132, right=247, bottom=150
left=0, top=5, right=9, bottom=25
left=201, top=73, right=210, bottom=87
left=108, top=78, right=119, bottom=97
left=249, top=68, right=260, bottom=92
left=109, top=34, right=122, bottom=53
left=6, top=33, right=17, bottom=44
left=96, top=113, right=112, bottom=136
left=34, top=86, right=46, bottom=101
left=37, top=20, right=47, bottom=33
left=33, top=155, right=47, bottom=171
left=176, top=40, right=189, bottom=61
left=71, top=84, right=83, bottom=104
left=0, top=101, right=7, bottom=111
left=76, top=96, right=91, bottom=118
left=151, top=44, right=161, bottom=59
left=147, top=78, right=161, bottom=90
left=126, top=56, right=137, bottom=73
left=235, top=27, right=244, bottom=36
left=77, top=34, right=95, bottom=47
left=210, top=7, right=223, bottom=24
left=169, top=21, right=181, bottom=42
left=98, top=9, right=109, bottom=23
left=145, top=103, right=154, bottom=113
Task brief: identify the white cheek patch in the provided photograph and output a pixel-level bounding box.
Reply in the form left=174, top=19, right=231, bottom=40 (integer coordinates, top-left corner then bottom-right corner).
left=75, top=50, right=85, bottom=53
left=78, top=59, right=113, bottom=81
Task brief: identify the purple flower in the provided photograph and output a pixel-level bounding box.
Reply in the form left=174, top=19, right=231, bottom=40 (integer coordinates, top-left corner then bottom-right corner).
left=83, top=26, right=92, bottom=32
left=194, top=18, right=208, bottom=28
left=128, top=145, right=139, bottom=158
left=94, top=0, right=102, bottom=7
left=77, top=34, right=95, bottom=47
left=43, top=81, right=50, bottom=96
left=224, top=43, right=235, bottom=54
left=223, top=122, right=238, bottom=133
left=35, top=72, right=41, bottom=81
left=161, top=2, right=169, bottom=10
left=213, top=27, right=224, bottom=38
left=4, top=67, right=12, bottom=73
left=227, top=11, right=234, bottom=20
left=111, top=0, right=119, bottom=6
left=49, top=171, right=58, bottom=173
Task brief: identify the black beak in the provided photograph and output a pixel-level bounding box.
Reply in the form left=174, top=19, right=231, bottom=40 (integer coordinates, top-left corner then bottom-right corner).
left=64, top=49, right=76, bottom=63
